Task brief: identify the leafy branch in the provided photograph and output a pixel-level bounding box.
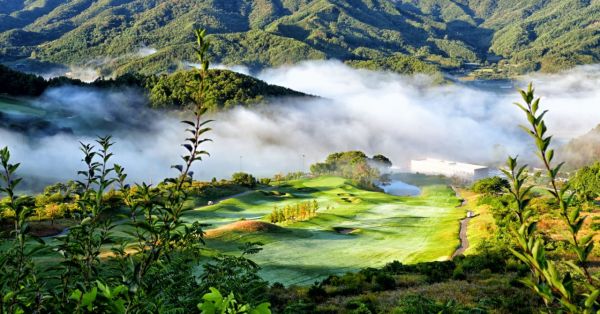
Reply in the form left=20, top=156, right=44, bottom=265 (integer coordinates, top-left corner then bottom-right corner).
left=504, top=83, right=599, bottom=312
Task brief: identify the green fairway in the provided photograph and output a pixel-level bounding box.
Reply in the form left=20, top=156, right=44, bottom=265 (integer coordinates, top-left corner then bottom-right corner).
left=0, top=95, right=45, bottom=116
left=188, top=176, right=464, bottom=285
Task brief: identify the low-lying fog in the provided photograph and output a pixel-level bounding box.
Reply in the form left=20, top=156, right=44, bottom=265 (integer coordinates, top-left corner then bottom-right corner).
left=1, top=61, right=600, bottom=189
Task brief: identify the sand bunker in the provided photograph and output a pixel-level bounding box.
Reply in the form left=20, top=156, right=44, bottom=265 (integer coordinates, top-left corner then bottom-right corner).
left=333, top=227, right=358, bottom=234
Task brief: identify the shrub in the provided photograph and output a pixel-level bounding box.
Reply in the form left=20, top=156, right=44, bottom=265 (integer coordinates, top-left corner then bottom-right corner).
left=231, top=172, right=258, bottom=188
left=393, top=295, right=444, bottom=314
left=472, top=176, right=509, bottom=195
left=374, top=273, right=396, bottom=291
left=452, top=264, right=466, bottom=280
left=307, top=283, right=327, bottom=302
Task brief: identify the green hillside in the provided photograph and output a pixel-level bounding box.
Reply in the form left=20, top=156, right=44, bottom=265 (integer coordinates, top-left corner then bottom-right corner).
left=0, top=0, right=598, bottom=76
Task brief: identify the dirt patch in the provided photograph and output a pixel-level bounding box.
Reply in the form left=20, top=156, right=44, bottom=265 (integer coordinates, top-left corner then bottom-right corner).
left=333, top=227, right=358, bottom=234
left=205, top=221, right=283, bottom=238
left=30, top=223, right=67, bottom=237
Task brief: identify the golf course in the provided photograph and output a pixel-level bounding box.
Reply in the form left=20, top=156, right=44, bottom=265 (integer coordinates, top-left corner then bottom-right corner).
left=0, top=96, right=44, bottom=116
left=188, top=176, right=465, bottom=285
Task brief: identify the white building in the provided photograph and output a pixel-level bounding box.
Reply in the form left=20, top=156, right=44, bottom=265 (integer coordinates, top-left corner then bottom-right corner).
left=410, top=158, right=490, bottom=181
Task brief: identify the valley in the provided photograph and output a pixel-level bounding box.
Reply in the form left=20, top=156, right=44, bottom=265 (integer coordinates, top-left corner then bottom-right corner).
left=1, top=2, right=599, bottom=312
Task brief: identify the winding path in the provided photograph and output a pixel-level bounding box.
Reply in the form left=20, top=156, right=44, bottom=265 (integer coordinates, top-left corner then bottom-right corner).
left=452, top=210, right=474, bottom=258
left=450, top=187, right=474, bottom=258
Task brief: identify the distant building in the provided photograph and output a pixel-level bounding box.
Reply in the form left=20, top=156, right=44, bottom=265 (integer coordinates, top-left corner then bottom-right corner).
left=410, top=158, right=490, bottom=181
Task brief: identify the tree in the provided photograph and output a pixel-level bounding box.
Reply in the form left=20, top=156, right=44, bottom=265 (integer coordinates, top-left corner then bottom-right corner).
left=472, top=177, right=509, bottom=195
left=371, top=154, right=392, bottom=168
left=232, top=172, right=257, bottom=188
left=310, top=151, right=381, bottom=188
left=570, top=162, right=600, bottom=202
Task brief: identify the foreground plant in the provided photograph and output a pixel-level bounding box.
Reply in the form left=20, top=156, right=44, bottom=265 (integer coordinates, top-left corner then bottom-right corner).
left=56, top=136, right=119, bottom=307
left=0, top=147, right=43, bottom=313
left=504, top=84, right=599, bottom=312
left=119, top=29, right=212, bottom=305
left=197, top=287, right=271, bottom=314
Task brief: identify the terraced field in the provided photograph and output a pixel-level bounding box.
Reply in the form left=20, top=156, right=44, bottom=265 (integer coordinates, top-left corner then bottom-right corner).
left=189, top=176, right=465, bottom=285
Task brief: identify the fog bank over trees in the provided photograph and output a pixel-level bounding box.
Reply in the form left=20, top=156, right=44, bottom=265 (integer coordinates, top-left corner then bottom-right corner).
left=2, top=62, right=600, bottom=187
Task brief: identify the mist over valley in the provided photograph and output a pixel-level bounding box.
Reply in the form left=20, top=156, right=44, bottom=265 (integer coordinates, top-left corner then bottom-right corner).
left=1, top=1, right=600, bottom=312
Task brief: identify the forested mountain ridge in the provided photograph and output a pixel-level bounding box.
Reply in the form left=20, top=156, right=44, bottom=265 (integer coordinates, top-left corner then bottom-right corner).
left=0, top=0, right=598, bottom=76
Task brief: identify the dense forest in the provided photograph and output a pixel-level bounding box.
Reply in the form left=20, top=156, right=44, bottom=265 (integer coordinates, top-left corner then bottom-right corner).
left=0, top=0, right=598, bottom=76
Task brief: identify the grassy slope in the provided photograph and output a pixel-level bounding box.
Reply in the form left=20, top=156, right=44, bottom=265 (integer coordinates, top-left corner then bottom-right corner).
left=458, top=189, right=496, bottom=256
left=190, top=176, right=463, bottom=285
left=0, top=95, right=44, bottom=116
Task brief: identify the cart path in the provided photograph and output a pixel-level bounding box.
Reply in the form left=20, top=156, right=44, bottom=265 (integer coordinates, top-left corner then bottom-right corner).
left=452, top=210, right=474, bottom=258
left=450, top=186, right=473, bottom=258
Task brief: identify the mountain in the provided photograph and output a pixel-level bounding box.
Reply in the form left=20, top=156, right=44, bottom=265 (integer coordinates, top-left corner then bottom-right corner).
left=0, top=0, right=598, bottom=76
left=560, top=124, right=600, bottom=170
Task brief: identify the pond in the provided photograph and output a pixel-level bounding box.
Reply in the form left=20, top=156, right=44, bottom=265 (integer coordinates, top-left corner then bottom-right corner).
left=378, top=180, right=421, bottom=196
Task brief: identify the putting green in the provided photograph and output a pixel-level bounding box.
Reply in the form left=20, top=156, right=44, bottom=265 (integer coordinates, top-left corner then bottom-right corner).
left=189, top=176, right=464, bottom=285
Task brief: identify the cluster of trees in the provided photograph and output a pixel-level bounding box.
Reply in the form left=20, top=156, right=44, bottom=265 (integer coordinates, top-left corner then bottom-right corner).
left=570, top=162, right=600, bottom=202
left=231, top=172, right=258, bottom=188
left=273, top=172, right=304, bottom=182
left=345, top=53, right=441, bottom=77
left=0, top=65, right=153, bottom=97
left=145, top=69, right=305, bottom=111
left=269, top=200, right=319, bottom=224
left=310, top=151, right=390, bottom=189
left=0, top=64, right=46, bottom=96
left=471, top=176, right=509, bottom=196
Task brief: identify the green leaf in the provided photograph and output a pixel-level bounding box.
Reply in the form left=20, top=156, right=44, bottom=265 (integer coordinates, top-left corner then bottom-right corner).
left=82, top=287, right=98, bottom=308
left=585, top=289, right=600, bottom=308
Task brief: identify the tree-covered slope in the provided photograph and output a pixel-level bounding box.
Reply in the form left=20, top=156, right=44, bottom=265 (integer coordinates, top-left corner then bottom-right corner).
left=0, top=64, right=307, bottom=111
left=560, top=124, right=600, bottom=170
left=0, top=0, right=598, bottom=75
